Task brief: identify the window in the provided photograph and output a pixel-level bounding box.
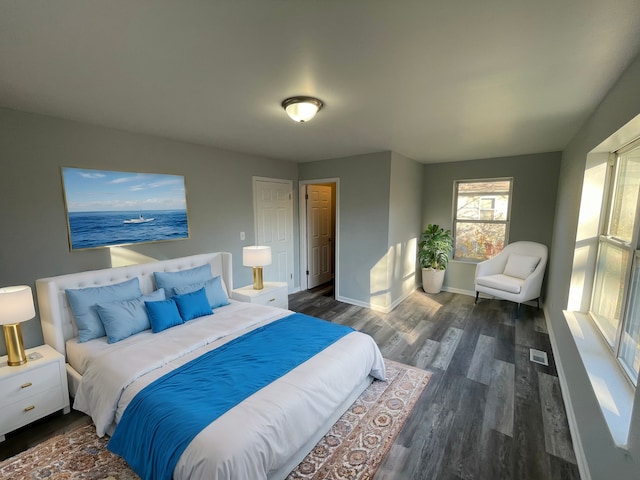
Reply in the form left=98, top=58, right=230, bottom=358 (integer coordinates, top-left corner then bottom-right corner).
left=453, top=178, right=512, bottom=260
left=591, top=139, right=640, bottom=384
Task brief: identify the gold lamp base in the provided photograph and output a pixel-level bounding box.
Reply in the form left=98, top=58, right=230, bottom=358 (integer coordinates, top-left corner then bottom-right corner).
left=3, top=323, right=27, bottom=366
left=252, top=267, right=264, bottom=290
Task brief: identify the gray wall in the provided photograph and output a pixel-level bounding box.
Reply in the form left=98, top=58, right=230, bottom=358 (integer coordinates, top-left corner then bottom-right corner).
left=422, top=152, right=561, bottom=293
left=0, top=108, right=298, bottom=354
left=299, top=152, right=392, bottom=309
left=389, top=152, right=423, bottom=303
left=546, top=52, right=640, bottom=479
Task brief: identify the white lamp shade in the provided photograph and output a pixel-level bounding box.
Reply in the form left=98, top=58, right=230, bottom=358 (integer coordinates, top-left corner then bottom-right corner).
left=0, top=285, right=36, bottom=325
left=243, top=246, right=272, bottom=267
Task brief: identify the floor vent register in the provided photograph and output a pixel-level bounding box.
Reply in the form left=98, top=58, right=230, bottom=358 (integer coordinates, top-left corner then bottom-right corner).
left=529, top=348, right=549, bottom=366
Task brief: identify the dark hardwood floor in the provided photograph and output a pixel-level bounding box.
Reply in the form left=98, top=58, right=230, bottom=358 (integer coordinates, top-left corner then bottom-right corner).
left=289, top=283, right=580, bottom=480
left=1, top=285, right=580, bottom=480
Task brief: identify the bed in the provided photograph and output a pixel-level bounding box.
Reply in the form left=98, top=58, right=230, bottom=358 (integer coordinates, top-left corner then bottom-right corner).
left=35, top=252, right=386, bottom=480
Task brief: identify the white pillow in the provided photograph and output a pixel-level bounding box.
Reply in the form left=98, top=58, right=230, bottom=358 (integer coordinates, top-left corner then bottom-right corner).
left=503, top=254, right=540, bottom=279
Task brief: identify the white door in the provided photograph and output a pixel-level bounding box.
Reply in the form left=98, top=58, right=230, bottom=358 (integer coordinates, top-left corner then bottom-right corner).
left=254, top=178, right=294, bottom=291
left=306, top=184, right=333, bottom=289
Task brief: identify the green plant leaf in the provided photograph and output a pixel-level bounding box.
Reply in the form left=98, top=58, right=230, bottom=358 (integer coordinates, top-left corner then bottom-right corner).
left=418, top=224, right=453, bottom=270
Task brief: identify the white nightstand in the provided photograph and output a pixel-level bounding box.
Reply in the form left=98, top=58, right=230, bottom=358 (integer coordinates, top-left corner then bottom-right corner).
left=0, top=344, right=70, bottom=442
left=232, top=282, right=289, bottom=310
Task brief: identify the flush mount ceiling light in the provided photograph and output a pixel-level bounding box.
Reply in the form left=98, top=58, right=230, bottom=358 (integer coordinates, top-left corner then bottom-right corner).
left=281, top=96, right=324, bottom=123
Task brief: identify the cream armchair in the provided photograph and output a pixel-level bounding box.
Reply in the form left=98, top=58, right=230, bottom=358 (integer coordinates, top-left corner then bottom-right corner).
left=474, top=241, right=548, bottom=317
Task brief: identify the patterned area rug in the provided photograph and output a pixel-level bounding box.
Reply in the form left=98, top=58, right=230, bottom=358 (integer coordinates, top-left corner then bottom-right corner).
left=0, top=359, right=430, bottom=480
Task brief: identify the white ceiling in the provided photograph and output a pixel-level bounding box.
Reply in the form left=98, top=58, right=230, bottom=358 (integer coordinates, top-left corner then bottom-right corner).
left=2, top=1, right=640, bottom=163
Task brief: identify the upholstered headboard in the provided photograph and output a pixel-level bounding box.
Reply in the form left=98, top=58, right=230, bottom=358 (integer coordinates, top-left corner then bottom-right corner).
left=35, top=252, right=233, bottom=359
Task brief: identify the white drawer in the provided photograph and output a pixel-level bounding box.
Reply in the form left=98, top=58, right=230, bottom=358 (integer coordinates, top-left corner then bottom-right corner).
left=252, top=290, right=288, bottom=309
left=271, top=299, right=289, bottom=309
left=2, top=385, right=65, bottom=433
left=0, top=362, right=60, bottom=408
left=232, top=282, right=289, bottom=309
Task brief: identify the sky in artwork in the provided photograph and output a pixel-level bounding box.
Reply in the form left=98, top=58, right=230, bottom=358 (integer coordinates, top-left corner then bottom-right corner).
left=62, top=167, right=187, bottom=212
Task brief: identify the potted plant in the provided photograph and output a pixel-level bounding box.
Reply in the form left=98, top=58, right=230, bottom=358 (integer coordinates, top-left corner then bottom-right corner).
left=418, top=224, right=453, bottom=294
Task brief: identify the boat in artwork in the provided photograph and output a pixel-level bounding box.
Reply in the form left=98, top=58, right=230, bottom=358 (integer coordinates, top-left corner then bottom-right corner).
left=124, top=212, right=155, bottom=224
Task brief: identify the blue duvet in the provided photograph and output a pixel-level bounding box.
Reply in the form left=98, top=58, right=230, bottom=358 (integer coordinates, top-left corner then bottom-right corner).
left=107, top=313, right=354, bottom=480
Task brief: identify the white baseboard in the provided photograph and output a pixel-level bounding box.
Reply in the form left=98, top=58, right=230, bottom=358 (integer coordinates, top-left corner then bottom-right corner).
left=386, top=288, right=416, bottom=312
left=441, top=286, right=476, bottom=297
left=543, top=306, right=590, bottom=480
left=335, top=295, right=378, bottom=310
left=336, top=287, right=417, bottom=314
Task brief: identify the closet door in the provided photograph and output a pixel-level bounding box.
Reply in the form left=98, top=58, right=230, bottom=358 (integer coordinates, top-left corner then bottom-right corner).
left=253, top=177, right=294, bottom=291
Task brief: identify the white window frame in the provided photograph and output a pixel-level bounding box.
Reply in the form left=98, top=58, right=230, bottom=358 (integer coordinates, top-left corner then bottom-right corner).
left=565, top=114, right=640, bottom=448
left=590, top=137, right=640, bottom=385
left=452, top=177, right=513, bottom=261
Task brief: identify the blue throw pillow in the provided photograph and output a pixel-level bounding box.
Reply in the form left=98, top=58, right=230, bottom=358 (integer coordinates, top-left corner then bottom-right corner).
left=145, top=299, right=184, bottom=333
left=173, top=287, right=213, bottom=321
left=173, top=276, right=230, bottom=309
left=66, top=278, right=142, bottom=343
left=96, top=289, right=166, bottom=344
left=153, top=264, right=212, bottom=294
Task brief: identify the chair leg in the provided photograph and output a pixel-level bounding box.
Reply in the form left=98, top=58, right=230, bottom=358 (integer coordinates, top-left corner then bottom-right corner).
left=536, top=298, right=540, bottom=310
left=475, top=291, right=479, bottom=304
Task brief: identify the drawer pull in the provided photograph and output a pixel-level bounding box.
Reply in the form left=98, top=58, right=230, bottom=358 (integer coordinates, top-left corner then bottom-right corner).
left=21, top=382, right=33, bottom=389
left=269, top=298, right=276, bottom=302
left=24, top=405, right=35, bottom=412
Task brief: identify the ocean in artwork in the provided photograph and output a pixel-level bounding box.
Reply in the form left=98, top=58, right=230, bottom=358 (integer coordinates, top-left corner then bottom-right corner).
left=68, top=210, right=188, bottom=250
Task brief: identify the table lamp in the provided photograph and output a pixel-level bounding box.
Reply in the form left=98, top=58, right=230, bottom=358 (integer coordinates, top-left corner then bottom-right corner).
left=0, top=285, right=35, bottom=366
left=243, top=246, right=272, bottom=290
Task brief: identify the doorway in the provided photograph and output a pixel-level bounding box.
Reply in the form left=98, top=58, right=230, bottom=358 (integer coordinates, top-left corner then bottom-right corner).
left=299, top=179, right=338, bottom=296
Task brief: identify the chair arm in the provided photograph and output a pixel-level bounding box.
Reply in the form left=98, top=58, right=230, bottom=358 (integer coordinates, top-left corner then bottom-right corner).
left=518, top=261, right=546, bottom=301
left=475, top=258, right=504, bottom=278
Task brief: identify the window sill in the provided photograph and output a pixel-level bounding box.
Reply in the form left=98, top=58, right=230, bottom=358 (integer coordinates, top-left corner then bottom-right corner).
left=449, top=258, right=482, bottom=265
left=562, top=310, right=634, bottom=447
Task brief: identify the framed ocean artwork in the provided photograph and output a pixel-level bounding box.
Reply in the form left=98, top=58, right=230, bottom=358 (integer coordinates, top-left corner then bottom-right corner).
left=61, top=167, right=189, bottom=251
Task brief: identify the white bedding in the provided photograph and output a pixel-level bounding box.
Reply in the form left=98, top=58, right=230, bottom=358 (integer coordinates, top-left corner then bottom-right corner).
left=65, top=300, right=246, bottom=376
left=73, top=301, right=386, bottom=480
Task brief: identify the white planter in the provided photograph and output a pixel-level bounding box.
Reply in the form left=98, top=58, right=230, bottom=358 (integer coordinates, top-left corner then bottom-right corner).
left=422, top=268, right=445, bottom=294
